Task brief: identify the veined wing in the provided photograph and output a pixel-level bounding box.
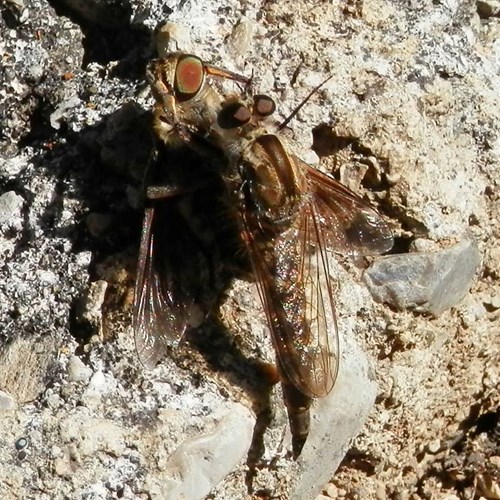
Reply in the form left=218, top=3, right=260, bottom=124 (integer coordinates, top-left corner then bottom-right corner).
left=303, top=160, right=394, bottom=256
left=133, top=201, right=198, bottom=369
left=241, top=201, right=339, bottom=398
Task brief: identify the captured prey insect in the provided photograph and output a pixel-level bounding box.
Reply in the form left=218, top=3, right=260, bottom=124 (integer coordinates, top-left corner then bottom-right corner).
left=135, top=51, right=394, bottom=456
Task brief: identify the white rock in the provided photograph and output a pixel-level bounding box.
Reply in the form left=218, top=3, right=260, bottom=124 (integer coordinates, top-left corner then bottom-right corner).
left=289, top=335, right=377, bottom=500
left=0, top=191, right=24, bottom=232
left=364, top=236, right=481, bottom=315
left=67, top=355, right=93, bottom=383
left=145, top=402, right=254, bottom=500
left=0, top=389, right=16, bottom=410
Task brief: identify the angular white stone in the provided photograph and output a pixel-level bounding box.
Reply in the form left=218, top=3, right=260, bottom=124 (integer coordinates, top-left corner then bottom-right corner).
left=364, top=236, right=481, bottom=315
left=146, top=402, right=255, bottom=500
left=289, top=334, right=377, bottom=500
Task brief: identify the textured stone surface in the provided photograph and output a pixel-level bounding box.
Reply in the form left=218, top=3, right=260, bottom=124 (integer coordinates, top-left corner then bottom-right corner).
left=1, top=0, right=498, bottom=499
left=364, top=236, right=481, bottom=315
left=145, top=403, right=255, bottom=500
left=0, top=191, right=24, bottom=230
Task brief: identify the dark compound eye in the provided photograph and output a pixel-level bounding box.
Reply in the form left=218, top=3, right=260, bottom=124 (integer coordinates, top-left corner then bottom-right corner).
left=175, top=55, right=205, bottom=102
left=217, top=102, right=252, bottom=129
left=253, top=94, right=276, bottom=117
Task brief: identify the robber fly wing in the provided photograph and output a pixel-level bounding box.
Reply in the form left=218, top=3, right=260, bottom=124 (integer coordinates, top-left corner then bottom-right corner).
left=302, top=161, right=394, bottom=257
left=241, top=202, right=339, bottom=398
left=133, top=204, right=192, bottom=369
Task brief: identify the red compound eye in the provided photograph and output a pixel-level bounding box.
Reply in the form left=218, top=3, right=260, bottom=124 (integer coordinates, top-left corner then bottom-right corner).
left=175, top=55, right=205, bottom=102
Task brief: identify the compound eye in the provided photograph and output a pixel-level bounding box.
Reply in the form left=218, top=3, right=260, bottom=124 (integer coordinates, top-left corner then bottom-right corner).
left=217, top=102, right=252, bottom=129
left=175, top=55, right=205, bottom=102
left=253, top=94, right=276, bottom=117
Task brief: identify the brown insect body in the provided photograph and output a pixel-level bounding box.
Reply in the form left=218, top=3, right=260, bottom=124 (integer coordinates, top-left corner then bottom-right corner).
left=240, top=133, right=308, bottom=233
left=206, top=95, right=393, bottom=454
left=135, top=55, right=249, bottom=369
left=213, top=99, right=340, bottom=399
left=146, top=54, right=249, bottom=151
left=137, top=51, right=393, bottom=456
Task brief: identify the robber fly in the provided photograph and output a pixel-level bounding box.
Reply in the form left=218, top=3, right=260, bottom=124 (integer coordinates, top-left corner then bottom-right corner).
left=137, top=51, right=394, bottom=456
left=209, top=94, right=394, bottom=454
left=134, top=53, right=250, bottom=369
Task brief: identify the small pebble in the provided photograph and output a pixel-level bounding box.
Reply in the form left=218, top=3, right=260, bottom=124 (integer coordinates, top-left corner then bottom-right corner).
left=227, top=18, right=254, bottom=60
left=428, top=439, right=441, bottom=453
left=0, top=389, right=16, bottom=410
left=461, top=301, right=487, bottom=327
left=15, top=437, right=28, bottom=450
left=385, top=172, right=401, bottom=185
left=364, top=236, right=481, bottom=315
left=325, top=483, right=338, bottom=497
left=376, top=483, right=387, bottom=500
left=0, top=191, right=24, bottom=232
left=54, top=457, right=71, bottom=476
left=67, top=355, right=93, bottom=383
left=87, top=370, right=107, bottom=391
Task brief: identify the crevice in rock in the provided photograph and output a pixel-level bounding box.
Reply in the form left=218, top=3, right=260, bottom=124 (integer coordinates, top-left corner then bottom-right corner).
left=46, top=0, right=153, bottom=73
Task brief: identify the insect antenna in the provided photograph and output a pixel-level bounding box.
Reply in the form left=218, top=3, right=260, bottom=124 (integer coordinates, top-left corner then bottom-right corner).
left=204, top=63, right=252, bottom=87
left=277, top=74, right=333, bottom=131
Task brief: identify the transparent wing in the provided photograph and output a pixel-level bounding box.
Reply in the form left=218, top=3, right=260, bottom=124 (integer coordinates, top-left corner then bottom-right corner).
left=303, top=161, right=394, bottom=256
left=241, top=201, right=339, bottom=398
left=133, top=204, right=193, bottom=369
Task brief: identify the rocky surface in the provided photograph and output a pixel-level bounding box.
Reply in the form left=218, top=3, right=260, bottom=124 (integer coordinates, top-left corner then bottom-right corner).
left=1, top=0, right=499, bottom=499
left=364, top=236, right=481, bottom=315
